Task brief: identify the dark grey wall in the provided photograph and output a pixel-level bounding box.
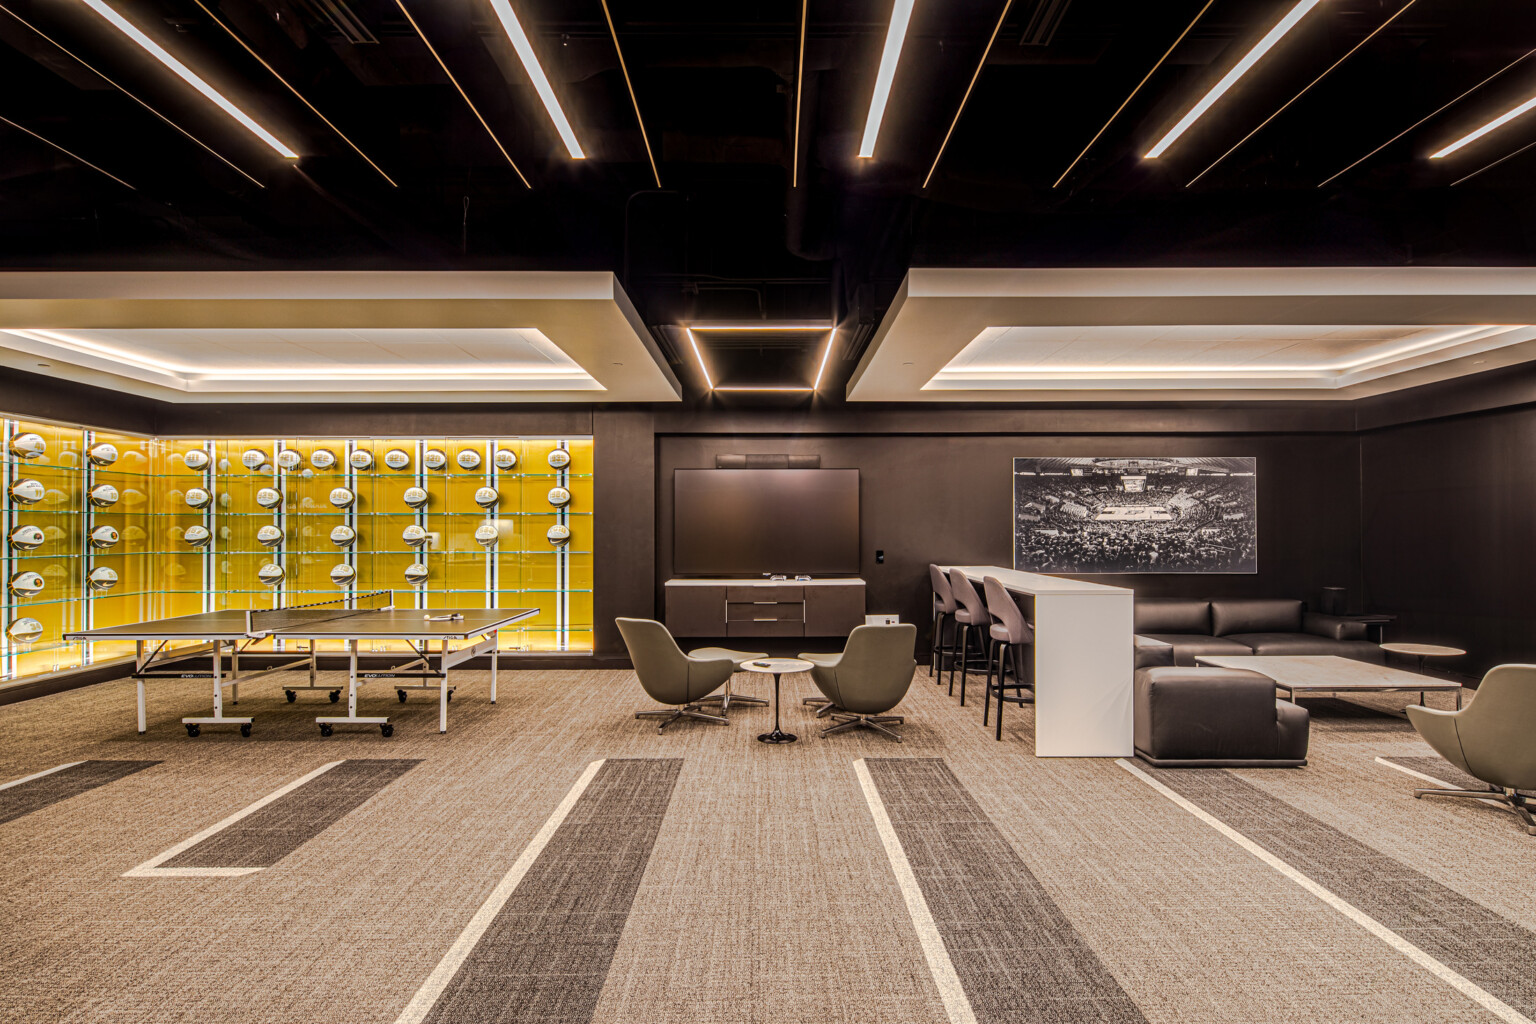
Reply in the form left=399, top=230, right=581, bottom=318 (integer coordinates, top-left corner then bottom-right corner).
left=656, top=432, right=1364, bottom=632
left=11, top=363, right=1536, bottom=674
left=1362, top=403, right=1536, bottom=677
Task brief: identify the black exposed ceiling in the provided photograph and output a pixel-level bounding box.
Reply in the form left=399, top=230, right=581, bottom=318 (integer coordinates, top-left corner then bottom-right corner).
left=3, top=0, right=1536, bottom=378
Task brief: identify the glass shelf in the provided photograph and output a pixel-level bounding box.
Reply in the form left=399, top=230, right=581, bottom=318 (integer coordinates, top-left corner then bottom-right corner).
left=2, top=459, right=591, bottom=480
left=12, top=510, right=594, bottom=518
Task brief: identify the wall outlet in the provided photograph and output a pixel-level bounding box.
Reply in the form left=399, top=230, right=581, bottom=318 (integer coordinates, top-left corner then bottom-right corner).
left=866, top=613, right=900, bottom=626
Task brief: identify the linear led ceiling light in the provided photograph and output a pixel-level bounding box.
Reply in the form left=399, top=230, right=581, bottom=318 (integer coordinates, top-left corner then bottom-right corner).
left=858, top=0, right=916, bottom=158
left=77, top=0, right=298, bottom=159
left=812, top=329, right=837, bottom=391
left=487, top=0, right=584, bottom=159
left=687, top=324, right=834, bottom=392
left=1144, top=0, right=1322, bottom=159
left=1432, top=94, right=1536, bottom=158
left=684, top=327, right=714, bottom=390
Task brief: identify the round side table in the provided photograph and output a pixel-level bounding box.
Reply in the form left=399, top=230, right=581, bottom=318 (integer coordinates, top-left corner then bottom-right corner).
left=741, top=658, right=812, bottom=744
left=1381, top=642, right=1466, bottom=675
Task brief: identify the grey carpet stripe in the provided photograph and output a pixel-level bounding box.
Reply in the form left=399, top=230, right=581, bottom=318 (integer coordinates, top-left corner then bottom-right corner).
left=864, top=758, right=1147, bottom=1024
left=1146, top=766, right=1536, bottom=1018
left=163, top=759, right=421, bottom=869
left=422, top=758, right=682, bottom=1024
left=0, top=761, right=160, bottom=825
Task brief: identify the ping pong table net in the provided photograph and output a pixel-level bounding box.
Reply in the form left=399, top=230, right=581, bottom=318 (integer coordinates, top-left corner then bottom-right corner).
left=244, top=589, right=394, bottom=635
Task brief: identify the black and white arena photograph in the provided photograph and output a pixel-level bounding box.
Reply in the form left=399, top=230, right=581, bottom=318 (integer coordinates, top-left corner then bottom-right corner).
left=1014, top=457, right=1257, bottom=574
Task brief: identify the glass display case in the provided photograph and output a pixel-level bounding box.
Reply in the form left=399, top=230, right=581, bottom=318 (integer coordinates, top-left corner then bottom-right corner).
left=1, top=419, right=594, bottom=683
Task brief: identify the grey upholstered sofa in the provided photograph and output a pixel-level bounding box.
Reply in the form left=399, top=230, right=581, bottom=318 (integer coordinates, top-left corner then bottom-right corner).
left=1134, top=598, right=1384, bottom=667
left=1134, top=663, right=1311, bottom=768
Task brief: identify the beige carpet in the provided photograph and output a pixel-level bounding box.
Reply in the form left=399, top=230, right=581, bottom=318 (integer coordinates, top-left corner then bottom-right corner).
left=0, top=665, right=1524, bottom=1023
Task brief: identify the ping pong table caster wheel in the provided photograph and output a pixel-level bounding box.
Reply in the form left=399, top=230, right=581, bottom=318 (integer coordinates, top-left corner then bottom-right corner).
left=446, top=690, right=453, bottom=703
left=240, top=724, right=252, bottom=737
left=397, top=689, right=408, bottom=703
left=380, top=724, right=394, bottom=738
left=320, top=724, right=334, bottom=737
left=285, top=690, right=296, bottom=703
left=185, top=724, right=200, bottom=737
left=329, top=690, right=341, bottom=703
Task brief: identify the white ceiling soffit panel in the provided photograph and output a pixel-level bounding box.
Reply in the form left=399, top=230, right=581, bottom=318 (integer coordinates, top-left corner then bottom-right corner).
left=847, top=268, right=1536, bottom=402
left=0, top=271, right=680, bottom=403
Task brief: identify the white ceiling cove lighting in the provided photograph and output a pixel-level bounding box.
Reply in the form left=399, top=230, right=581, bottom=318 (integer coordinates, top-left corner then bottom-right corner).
left=1432, top=94, right=1536, bottom=158
left=2, top=327, right=603, bottom=391
left=924, top=323, right=1530, bottom=390
left=78, top=0, right=299, bottom=159
left=858, top=0, right=916, bottom=158
left=486, top=0, right=585, bottom=159
left=1144, top=0, right=1322, bottom=159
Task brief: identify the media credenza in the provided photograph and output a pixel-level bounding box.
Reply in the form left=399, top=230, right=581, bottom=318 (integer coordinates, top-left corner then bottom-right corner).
left=665, top=578, right=866, bottom=637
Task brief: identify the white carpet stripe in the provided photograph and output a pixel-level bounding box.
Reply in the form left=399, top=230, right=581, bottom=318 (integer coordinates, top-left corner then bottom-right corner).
left=1118, top=758, right=1534, bottom=1024
left=392, top=758, right=607, bottom=1024
left=0, top=761, right=86, bottom=791
left=853, top=758, right=979, bottom=1024
left=1374, top=756, right=1514, bottom=810
left=124, top=760, right=344, bottom=878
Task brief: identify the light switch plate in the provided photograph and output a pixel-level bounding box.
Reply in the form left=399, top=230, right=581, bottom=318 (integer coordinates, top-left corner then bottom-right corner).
left=865, top=614, right=900, bottom=626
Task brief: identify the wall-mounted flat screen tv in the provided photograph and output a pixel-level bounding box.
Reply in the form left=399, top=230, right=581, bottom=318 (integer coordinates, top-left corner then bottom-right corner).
left=673, top=468, right=860, bottom=575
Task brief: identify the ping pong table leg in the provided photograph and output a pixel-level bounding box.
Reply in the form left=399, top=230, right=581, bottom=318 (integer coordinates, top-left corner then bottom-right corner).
left=491, top=646, right=498, bottom=704
left=230, top=643, right=239, bottom=705
left=439, top=638, right=449, bottom=733
left=348, top=639, right=359, bottom=719
left=135, top=641, right=147, bottom=734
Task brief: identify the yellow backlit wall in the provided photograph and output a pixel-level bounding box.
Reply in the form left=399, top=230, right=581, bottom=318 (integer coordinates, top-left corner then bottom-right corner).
left=2, top=419, right=593, bottom=682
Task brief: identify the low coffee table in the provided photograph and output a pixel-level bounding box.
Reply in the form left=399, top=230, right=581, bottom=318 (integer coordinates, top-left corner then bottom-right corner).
left=742, top=658, right=813, bottom=744
left=1195, top=655, right=1463, bottom=709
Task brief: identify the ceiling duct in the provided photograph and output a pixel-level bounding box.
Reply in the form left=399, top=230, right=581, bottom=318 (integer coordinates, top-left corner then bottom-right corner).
left=1020, top=0, right=1071, bottom=47
left=294, top=0, right=377, bottom=44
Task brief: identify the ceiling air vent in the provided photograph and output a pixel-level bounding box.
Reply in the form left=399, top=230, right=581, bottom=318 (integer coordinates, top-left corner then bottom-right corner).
left=1019, top=0, right=1071, bottom=47
left=294, top=0, right=377, bottom=44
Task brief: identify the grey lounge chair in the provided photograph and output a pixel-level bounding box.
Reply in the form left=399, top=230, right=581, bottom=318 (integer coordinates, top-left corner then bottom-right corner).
left=800, top=623, right=917, bottom=742
left=688, top=645, right=769, bottom=712
left=1406, top=664, right=1536, bottom=834
left=617, top=618, right=736, bottom=732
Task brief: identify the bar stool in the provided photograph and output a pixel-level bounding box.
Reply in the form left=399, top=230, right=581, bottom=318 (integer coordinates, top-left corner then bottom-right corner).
left=981, top=576, right=1034, bottom=741
left=929, top=564, right=957, bottom=680
left=947, top=570, right=991, bottom=706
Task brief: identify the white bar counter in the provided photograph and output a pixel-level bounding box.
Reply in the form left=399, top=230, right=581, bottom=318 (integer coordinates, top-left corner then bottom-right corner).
left=941, top=566, right=1133, bottom=757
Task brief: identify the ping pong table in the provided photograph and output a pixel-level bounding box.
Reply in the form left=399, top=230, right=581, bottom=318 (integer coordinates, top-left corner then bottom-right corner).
left=65, top=594, right=537, bottom=738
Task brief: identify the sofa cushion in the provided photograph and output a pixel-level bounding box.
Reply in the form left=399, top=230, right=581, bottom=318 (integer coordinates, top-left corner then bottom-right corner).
left=1135, top=635, right=1176, bottom=670
left=1211, top=598, right=1303, bottom=636
left=1223, top=633, right=1386, bottom=663
left=1133, top=599, right=1212, bottom=635
left=1302, top=612, right=1369, bottom=641
left=1137, top=633, right=1256, bottom=667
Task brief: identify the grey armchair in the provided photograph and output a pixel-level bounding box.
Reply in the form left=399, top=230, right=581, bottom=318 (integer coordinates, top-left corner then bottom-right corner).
left=617, top=618, right=735, bottom=732
left=1406, top=664, right=1536, bottom=835
left=688, top=646, right=769, bottom=712
left=799, top=624, right=917, bottom=742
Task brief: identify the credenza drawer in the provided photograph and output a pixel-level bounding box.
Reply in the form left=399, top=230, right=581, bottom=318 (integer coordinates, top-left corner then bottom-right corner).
left=726, top=585, right=804, bottom=601
left=726, top=601, right=804, bottom=622
left=728, top=619, right=804, bottom=638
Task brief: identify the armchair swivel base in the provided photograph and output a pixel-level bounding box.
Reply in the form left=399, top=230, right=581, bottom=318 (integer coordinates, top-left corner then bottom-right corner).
left=1413, top=785, right=1536, bottom=835
left=635, top=703, right=728, bottom=733
left=823, top=712, right=905, bottom=742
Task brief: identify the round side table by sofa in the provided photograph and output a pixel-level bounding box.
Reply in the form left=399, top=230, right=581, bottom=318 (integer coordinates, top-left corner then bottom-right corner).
left=1381, top=642, right=1466, bottom=675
